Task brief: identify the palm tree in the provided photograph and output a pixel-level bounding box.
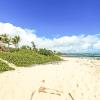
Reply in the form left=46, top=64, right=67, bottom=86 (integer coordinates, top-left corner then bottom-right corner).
left=1, top=34, right=11, bottom=48
left=0, top=35, right=3, bottom=48
left=12, top=35, right=20, bottom=48
left=31, top=41, right=36, bottom=49
left=0, top=35, right=6, bottom=51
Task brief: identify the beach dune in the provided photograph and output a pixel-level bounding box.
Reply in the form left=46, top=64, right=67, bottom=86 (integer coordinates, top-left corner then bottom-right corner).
left=0, top=57, right=100, bottom=100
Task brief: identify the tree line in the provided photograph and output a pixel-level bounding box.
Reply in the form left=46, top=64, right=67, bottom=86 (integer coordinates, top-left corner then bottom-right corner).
left=0, top=34, right=59, bottom=56
left=0, top=34, right=20, bottom=48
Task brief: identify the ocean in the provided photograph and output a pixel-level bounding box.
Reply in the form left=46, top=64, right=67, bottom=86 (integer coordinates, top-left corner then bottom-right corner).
left=61, top=53, right=100, bottom=59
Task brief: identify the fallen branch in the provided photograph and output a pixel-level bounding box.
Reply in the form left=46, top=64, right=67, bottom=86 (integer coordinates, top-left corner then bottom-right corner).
left=69, top=93, right=75, bottom=100
left=30, top=90, right=36, bottom=100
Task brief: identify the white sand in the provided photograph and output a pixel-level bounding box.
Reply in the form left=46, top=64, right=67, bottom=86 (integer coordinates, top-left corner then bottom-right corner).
left=0, top=57, right=100, bottom=100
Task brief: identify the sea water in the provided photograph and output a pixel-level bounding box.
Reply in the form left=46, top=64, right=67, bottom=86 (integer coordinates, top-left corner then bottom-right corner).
left=61, top=53, right=100, bottom=60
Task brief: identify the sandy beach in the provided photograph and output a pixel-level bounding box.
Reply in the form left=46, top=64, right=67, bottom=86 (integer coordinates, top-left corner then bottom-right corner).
left=0, top=57, right=100, bottom=100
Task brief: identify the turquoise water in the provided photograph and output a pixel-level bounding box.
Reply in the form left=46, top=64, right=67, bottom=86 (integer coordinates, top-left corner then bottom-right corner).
left=61, top=53, right=100, bottom=58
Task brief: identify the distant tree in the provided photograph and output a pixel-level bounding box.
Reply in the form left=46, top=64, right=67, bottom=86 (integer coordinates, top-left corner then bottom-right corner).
left=31, top=41, right=38, bottom=52
left=56, top=52, right=61, bottom=55
left=21, top=45, right=31, bottom=50
left=31, top=41, right=36, bottom=49
left=12, top=35, right=20, bottom=48
left=53, top=50, right=56, bottom=54
left=38, top=48, right=54, bottom=56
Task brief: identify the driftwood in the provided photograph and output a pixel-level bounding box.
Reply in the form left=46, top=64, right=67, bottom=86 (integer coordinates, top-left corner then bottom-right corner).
left=30, top=80, right=75, bottom=100
left=30, top=90, right=36, bottom=100
left=68, top=93, right=75, bottom=100
left=30, top=87, right=63, bottom=100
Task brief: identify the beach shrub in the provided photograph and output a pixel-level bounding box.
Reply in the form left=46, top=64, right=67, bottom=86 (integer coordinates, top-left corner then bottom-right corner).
left=21, top=45, right=31, bottom=50
left=0, top=34, right=61, bottom=67
left=0, top=49, right=61, bottom=67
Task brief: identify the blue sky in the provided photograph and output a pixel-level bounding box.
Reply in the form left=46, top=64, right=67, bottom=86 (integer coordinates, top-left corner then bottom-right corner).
left=0, top=0, right=99, bottom=38
left=0, top=0, right=100, bottom=53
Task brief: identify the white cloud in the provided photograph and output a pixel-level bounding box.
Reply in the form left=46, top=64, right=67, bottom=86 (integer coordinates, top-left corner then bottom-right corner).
left=0, top=22, right=100, bottom=53
left=0, top=23, right=37, bottom=46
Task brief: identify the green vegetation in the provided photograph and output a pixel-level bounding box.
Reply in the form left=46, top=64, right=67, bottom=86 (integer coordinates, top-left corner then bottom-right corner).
left=38, top=48, right=54, bottom=56
left=0, top=34, right=61, bottom=72
left=0, top=60, right=14, bottom=72
left=0, top=49, right=61, bottom=67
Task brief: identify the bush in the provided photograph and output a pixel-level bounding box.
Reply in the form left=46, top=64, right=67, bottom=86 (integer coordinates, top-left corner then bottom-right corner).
left=21, top=45, right=31, bottom=50
left=0, top=49, right=61, bottom=67
left=38, top=48, right=54, bottom=56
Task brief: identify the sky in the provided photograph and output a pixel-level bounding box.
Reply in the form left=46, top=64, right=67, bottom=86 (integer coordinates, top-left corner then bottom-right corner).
left=0, top=0, right=99, bottom=38
left=0, top=0, right=100, bottom=53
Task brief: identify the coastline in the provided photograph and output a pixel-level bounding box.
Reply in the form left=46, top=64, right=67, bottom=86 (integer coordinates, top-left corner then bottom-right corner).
left=0, top=57, right=100, bottom=100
